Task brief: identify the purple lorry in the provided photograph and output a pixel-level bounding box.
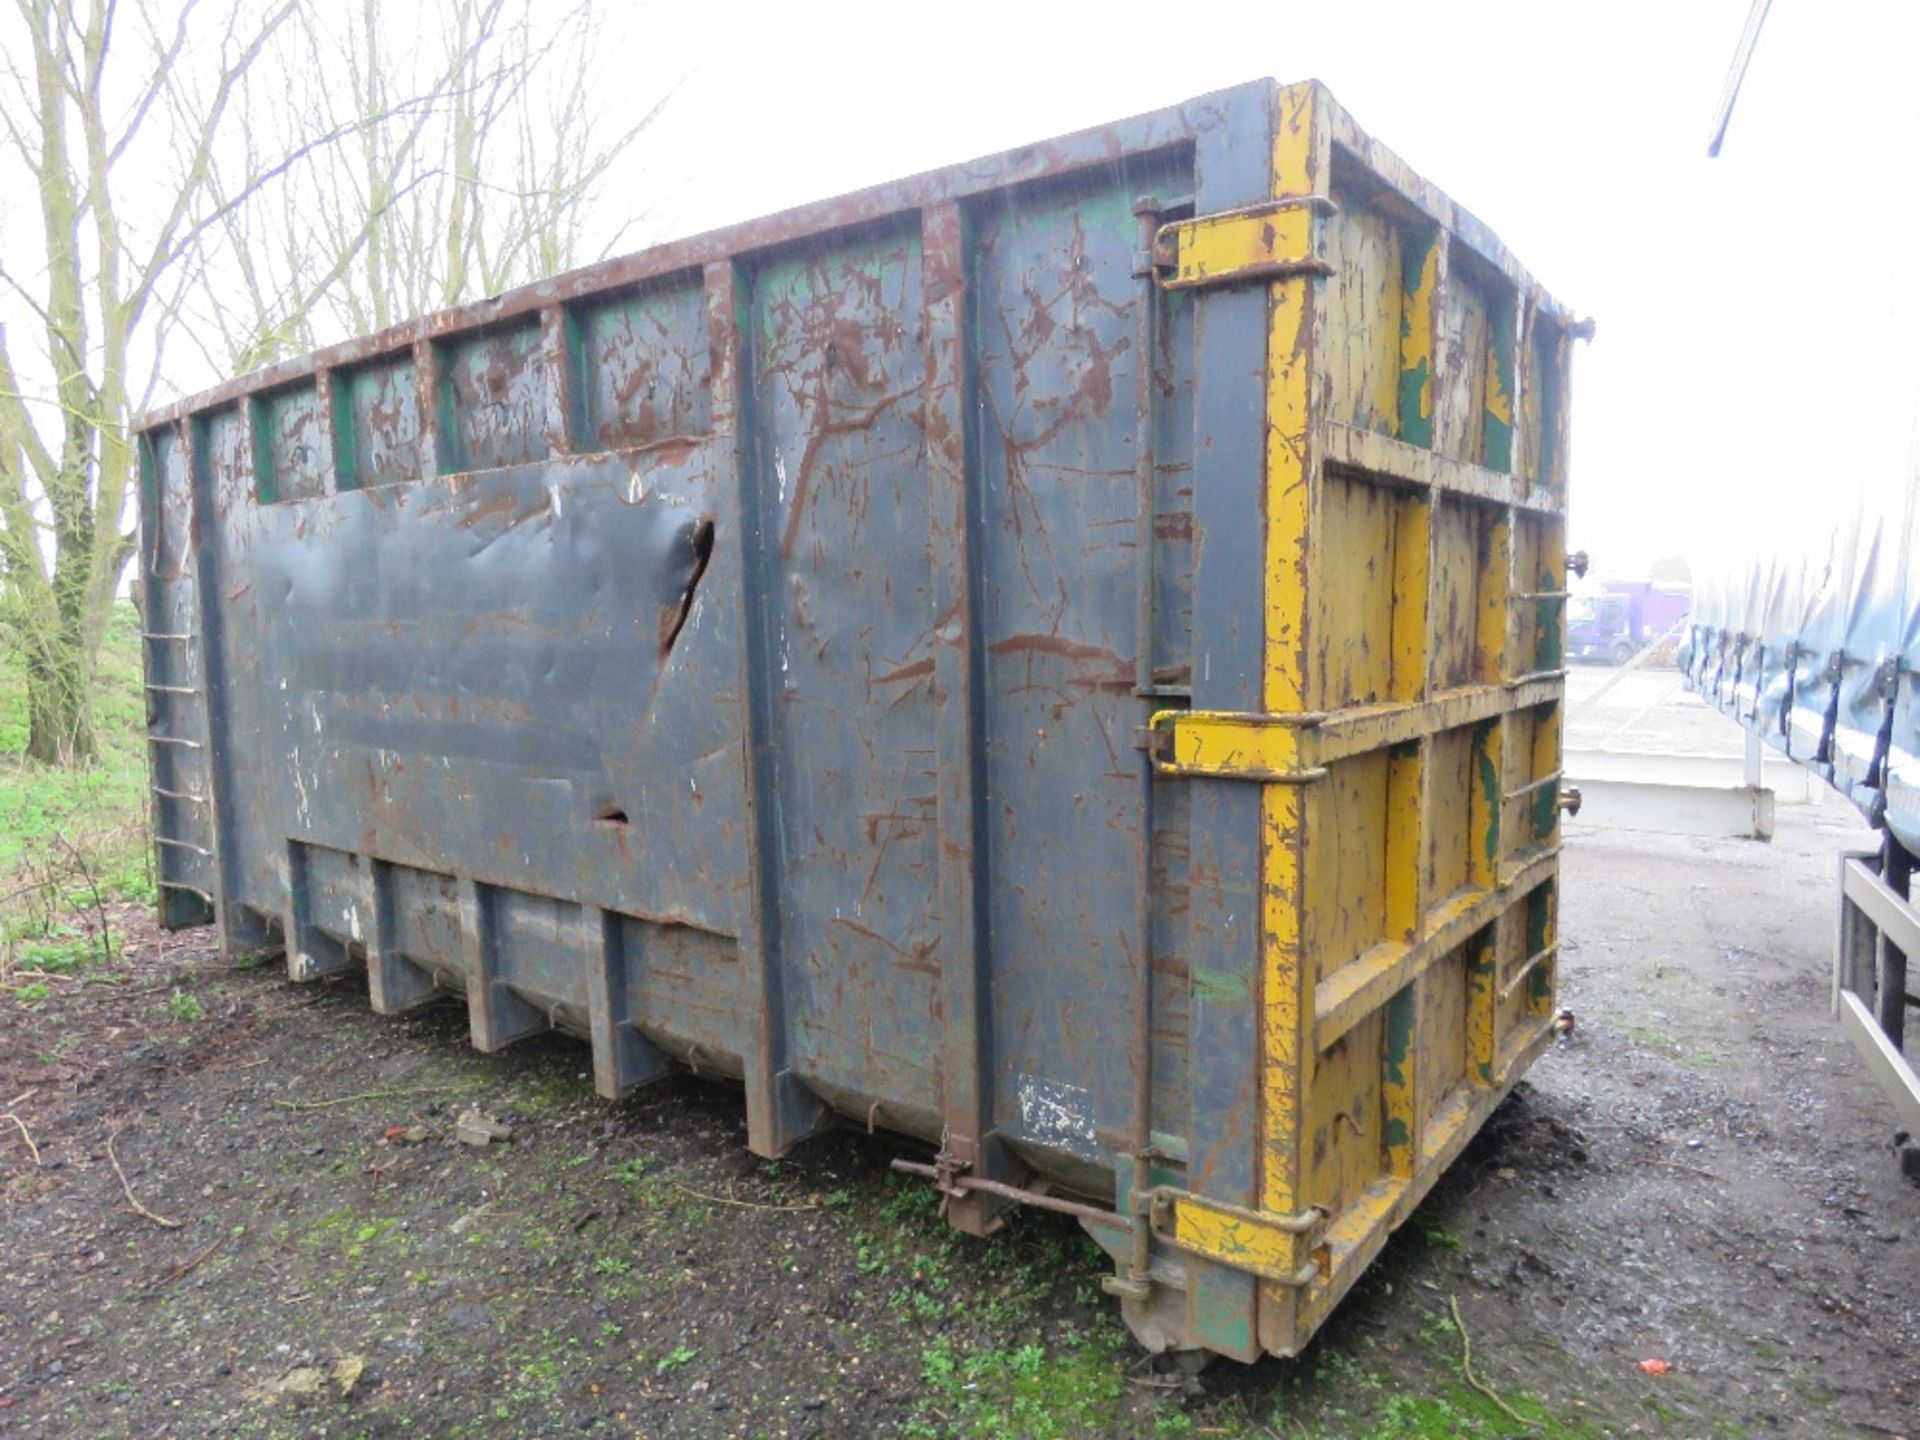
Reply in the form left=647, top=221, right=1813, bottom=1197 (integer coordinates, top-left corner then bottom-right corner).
left=1567, top=581, right=1691, bottom=664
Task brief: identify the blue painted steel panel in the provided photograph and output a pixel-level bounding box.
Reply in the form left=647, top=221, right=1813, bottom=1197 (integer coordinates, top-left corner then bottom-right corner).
left=135, top=77, right=1576, bottom=1362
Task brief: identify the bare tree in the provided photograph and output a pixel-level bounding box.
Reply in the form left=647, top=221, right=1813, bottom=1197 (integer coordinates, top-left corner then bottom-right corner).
left=184, top=0, right=665, bottom=374
left=0, top=0, right=301, bottom=764
left=0, top=0, right=663, bottom=766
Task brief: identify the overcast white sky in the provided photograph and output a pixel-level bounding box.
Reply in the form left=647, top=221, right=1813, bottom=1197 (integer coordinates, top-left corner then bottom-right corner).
left=12, top=0, right=1902, bottom=586
left=609, top=0, right=1920, bottom=583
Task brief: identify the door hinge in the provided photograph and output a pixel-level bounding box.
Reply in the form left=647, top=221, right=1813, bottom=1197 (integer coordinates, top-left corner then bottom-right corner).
left=1149, top=195, right=1337, bottom=291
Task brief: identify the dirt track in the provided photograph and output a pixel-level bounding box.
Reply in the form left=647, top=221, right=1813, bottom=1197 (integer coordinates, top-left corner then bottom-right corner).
left=2, top=764, right=1916, bottom=1436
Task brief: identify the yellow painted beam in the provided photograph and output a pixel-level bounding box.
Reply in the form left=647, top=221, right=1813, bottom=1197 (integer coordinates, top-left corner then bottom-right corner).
left=1158, top=203, right=1324, bottom=290
left=1259, top=80, right=1325, bottom=1224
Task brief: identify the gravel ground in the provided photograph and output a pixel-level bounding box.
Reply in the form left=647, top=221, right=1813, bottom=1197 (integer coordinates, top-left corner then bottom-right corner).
left=1, top=686, right=1915, bottom=1438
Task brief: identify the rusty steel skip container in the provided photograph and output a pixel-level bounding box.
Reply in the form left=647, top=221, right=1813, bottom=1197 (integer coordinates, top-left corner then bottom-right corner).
left=135, top=79, right=1579, bottom=1362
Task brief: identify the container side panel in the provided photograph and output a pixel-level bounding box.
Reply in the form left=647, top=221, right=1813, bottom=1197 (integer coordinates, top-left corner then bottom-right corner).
left=568, top=277, right=713, bottom=451
left=336, top=352, right=425, bottom=490
left=1423, top=726, right=1474, bottom=904
left=438, top=319, right=553, bottom=473
left=1513, top=512, right=1565, bottom=675
left=1305, top=1008, right=1385, bottom=1216
left=1434, top=261, right=1490, bottom=467
left=1414, top=938, right=1469, bottom=1126
left=1324, top=181, right=1403, bottom=439
left=743, top=224, right=941, bottom=1114
left=254, top=383, right=330, bottom=504
left=190, top=405, right=270, bottom=948
left=626, top=915, right=746, bottom=1058
left=231, top=442, right=750, bottom=1061
left=970, top=155, right=1191, bottom=1176
left=1430, top=497, right=1498, bottom=690
left=204, top=412, right=279, bottom=938
left=1304, top=752, right=1389, bottom=982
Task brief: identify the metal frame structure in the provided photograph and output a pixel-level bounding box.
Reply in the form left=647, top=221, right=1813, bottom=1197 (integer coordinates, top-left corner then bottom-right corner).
left=135, top=79, right=1578, bottom=1361
left=1835, top=845, right=1920, bottom=1135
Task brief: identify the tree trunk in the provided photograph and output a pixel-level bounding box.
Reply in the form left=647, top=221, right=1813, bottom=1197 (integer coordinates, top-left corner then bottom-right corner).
left=22, top=619, right=96, bottom=767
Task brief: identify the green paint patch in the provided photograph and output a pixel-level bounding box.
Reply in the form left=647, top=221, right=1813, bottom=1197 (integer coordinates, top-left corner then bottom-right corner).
left=1481, top=298, right=1516, bottom=475
left=1476, top=744, right=1501, bottom=867
left=1383, top=987, right=1414, bottom=1085
left=1189, top=966, right=1248, bottom=1005
left=1398, top=359, right=1433, bottom=449
left=1534, top=570, right=1565, bottom=671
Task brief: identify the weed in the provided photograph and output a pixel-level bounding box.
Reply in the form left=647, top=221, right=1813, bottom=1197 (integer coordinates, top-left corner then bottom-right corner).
left=655, top=1344, right=697, bottom=1373
left=166, top=989, right=205, bottom=1022
left=906, top=1333, right=1126, bottom=1439
left=881, top=1174, right=941, bottom=1224
left=1409, top=1211, right=1462, bottom=1252
left=18, top=932, right=108, bottom=974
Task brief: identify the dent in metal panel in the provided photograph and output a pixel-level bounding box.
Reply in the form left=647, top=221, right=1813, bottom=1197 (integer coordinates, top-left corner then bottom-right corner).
left=244, top=449, right=745, bottom=946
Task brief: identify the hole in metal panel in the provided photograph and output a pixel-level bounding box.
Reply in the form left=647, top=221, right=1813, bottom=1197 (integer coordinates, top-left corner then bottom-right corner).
left=659, top=515, right=715, bottom=660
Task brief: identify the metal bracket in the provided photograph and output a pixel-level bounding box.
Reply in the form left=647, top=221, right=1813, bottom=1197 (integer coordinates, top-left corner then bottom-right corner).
left=1139, top=1186, right=1325, bottom=1287
left=1146, top=710, right=1329, bottom=783
left=1150, top=195, right=1337, bottom=291
left=890, top=1159, right=1327, bottom=1290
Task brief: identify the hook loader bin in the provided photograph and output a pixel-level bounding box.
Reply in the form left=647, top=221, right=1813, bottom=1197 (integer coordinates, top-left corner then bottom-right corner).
left=136, top=78, right=1579, bottom=1362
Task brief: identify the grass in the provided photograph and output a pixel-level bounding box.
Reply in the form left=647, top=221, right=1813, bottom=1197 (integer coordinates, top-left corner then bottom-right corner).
left=906, top=1333, right=1128, bottom=1440
left=1, top=604, right=152, bottom=984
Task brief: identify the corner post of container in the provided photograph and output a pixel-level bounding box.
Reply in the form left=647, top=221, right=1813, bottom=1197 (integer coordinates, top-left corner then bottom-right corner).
left=704, top=255, right=828, bottom=1159
left=1172, top=78, right=1319, bottom=1363
left=1254, top=79, right=1336, bottom=1357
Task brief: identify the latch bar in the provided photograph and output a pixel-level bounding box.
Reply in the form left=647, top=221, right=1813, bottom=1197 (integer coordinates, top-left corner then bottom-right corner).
left=1152, top=195, right=1337, bottom=291
left=1147, top=710, right=1328, bottom=783
left=1142, top=1186, right=1325, bottom=1287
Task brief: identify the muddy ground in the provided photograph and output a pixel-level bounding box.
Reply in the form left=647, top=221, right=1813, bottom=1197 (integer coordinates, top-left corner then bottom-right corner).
left=3, top=768, right=1918, bottom=1434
